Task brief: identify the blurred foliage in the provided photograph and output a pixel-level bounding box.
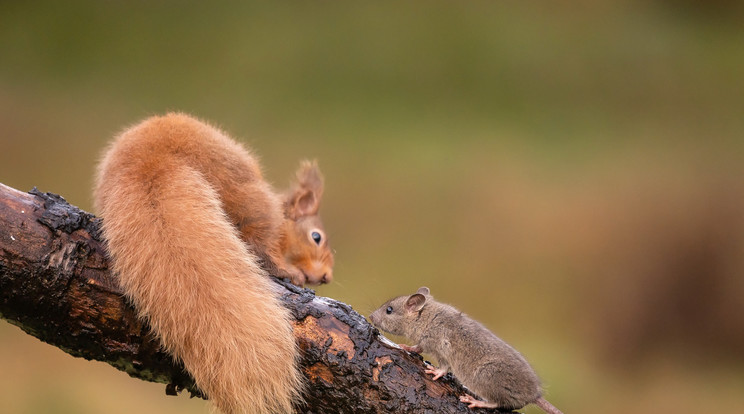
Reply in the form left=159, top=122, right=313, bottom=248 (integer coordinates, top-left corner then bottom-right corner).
left=1, top=1, right=743, bottom=413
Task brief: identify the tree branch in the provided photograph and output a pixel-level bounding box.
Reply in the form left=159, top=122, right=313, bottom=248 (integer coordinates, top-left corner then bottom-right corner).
left=0, top=182, right=505, bottom=413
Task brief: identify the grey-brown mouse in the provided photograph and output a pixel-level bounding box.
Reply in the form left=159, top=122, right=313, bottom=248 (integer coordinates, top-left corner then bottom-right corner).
left=369, top=287, right=563, bottom=414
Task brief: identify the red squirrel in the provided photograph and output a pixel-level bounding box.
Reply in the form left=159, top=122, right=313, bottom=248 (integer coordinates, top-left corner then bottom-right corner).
left=94, top=113, right=334, bottom=414
left=370, top=287, right=563, bottom=414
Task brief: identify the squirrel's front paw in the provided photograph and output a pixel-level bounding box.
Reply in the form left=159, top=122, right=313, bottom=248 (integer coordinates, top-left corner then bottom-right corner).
left=276, top=265, right=306, bottom=287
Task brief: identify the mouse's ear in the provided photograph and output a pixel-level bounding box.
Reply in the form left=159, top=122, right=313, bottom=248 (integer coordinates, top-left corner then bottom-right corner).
left=405, top=293, right=426, bottom=312
left=416, top=287, right=430, bottom=296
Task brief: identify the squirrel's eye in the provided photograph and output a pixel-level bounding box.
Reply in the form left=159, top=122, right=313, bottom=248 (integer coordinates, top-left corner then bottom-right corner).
left=310, top=231, right=322, bottom=245
left=386, top=306, right=393, bottom=314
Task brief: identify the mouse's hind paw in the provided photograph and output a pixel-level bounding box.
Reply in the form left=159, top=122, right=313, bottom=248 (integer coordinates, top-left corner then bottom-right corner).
left=459, top=394, right=499, bottom=409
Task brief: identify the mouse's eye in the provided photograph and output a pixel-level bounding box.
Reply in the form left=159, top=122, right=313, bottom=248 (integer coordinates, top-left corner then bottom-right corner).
left=309, top=230, right=322, bottom=245
left=386, top=306, right=393, bottom=314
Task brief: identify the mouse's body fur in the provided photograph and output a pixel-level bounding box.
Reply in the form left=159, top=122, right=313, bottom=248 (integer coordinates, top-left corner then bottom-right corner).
left=369, top=287, right=562, bottom=413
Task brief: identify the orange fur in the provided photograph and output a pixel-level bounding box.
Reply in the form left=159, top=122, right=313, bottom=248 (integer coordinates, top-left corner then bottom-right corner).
left=94, top=113, right=333, bottom=414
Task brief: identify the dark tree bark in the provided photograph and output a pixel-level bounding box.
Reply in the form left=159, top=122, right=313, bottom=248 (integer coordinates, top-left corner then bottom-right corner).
left=0, top=182, right=510, bottom=413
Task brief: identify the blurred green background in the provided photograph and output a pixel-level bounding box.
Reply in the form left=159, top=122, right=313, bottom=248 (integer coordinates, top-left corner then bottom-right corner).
left=1, top=1, right=743, bottom=413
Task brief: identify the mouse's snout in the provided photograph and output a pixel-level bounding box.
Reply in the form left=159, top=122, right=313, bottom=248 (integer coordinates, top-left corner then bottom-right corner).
left=368, top=311, right=379, bottom=327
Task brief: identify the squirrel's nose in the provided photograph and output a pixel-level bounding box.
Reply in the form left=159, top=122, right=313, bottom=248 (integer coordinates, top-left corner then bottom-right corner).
left=321, top=269, right=332, bottom=284
left=302, top=263, right=332, bottom=285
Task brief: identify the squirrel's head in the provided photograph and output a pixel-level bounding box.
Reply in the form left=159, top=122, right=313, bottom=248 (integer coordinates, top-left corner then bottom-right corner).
left=369, top=287, right=431, bottom=337
left=280, top=160, right=334, bottom=285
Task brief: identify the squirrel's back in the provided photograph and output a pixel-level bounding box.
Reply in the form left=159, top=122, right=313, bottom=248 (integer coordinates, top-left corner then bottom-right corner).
left=95, top=113, right=302, bottom=414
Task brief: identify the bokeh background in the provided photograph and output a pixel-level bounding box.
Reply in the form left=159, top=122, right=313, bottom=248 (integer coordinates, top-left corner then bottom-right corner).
left=1, top=1, right=743, bottom=413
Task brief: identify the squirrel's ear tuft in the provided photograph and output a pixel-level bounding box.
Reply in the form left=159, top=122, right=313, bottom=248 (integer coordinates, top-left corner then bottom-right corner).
left=284, top=160, right=324, bottom=219
left=416, top=287, right=430, bottom=296
left=296, top=160, right=324, bottom=194
left=405, top=293, right=426, bottom=312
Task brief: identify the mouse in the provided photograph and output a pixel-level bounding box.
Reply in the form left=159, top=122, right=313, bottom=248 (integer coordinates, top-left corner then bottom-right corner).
left=369, top=287, right=563, bottom=414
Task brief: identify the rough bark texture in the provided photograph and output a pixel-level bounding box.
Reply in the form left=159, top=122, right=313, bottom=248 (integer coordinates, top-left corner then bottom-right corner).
left=0, top=182, right=513, bottom=413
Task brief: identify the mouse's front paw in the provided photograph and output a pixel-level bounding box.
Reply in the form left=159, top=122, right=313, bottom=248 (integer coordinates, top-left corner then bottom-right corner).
left=399, top=344, right=422, bottom=353
left=424, top=366, right=448, bottom=381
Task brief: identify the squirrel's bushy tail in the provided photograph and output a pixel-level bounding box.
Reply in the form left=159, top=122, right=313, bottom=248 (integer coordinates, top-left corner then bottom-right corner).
left=95, top=117, right=302, bottom=414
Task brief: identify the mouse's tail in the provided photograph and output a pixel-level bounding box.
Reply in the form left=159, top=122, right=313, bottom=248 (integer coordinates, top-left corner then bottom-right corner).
left=535, top=397, right=564, bottom=414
